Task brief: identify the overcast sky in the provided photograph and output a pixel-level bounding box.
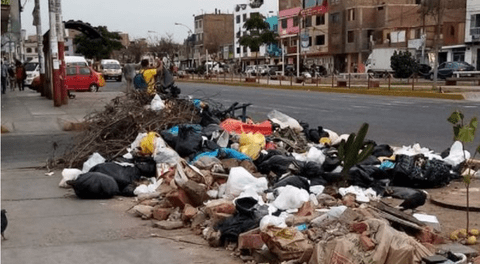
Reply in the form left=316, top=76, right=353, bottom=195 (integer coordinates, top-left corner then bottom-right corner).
left=21, top=0, right=277, bottom=43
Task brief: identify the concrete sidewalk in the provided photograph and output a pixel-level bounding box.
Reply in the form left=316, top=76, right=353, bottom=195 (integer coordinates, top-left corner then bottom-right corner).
left=1, top=88, right=241, bottom=264
left=1, top=89, right=122, bottom=135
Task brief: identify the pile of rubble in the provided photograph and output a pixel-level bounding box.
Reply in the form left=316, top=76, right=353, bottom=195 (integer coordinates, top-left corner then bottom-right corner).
left=59, top=91, right=480, bottom=264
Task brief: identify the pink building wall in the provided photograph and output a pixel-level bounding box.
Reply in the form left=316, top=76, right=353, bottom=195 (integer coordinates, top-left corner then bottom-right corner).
left=279, top=7, right=301, bottom=36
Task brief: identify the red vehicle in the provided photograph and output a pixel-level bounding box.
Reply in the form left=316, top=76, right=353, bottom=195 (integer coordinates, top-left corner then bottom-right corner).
left=65, top=65, right=105, bottom=92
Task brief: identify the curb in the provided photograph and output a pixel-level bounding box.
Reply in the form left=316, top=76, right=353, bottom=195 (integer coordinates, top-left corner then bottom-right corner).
left=176, top=79, right=466, bottom=100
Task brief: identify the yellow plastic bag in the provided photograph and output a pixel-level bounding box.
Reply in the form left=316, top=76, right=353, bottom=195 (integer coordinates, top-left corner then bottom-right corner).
left=140, top=132, right=158, bottom=155
left=239, top=133, right=265, bottom=160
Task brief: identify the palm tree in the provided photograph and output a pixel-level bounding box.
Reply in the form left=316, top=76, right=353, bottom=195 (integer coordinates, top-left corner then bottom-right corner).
left=239, top=14, right=278, bottom=76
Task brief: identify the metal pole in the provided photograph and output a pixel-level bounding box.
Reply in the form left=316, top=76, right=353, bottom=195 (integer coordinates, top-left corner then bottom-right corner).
left=56, top=0, right=67, bottom=105
left=348, top=73, right=351, bottom=89
left=388, top=74, right=391, bottom=90
left=281, top=43, right=285, bottom=76
left=332, top=73, right=334, bottom=88
left=48, top=0, right=61, bottom=106
left=33, top=0, right=45, bottom=95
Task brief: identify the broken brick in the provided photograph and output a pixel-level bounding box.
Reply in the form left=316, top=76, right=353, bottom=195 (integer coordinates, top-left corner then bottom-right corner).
left=153, top=220, right=184, bottom=230
left=181, top=180, right=208, bottom=207
left=205, top=199, right=236, bottom=217
left=350, top=222, right=369, bottom=234
left=238, top=228, right=265, bottom=250
left=152, top=207, right=173, bottom=221
left=166, top=189, right=192, bottom=209
left=182, top=204, right=198, bottom=221
left=360, top=235, right=376, bottom=251
left=297, top=201, right=314, bottom=217
left=416, top=226, right=445, bottom=245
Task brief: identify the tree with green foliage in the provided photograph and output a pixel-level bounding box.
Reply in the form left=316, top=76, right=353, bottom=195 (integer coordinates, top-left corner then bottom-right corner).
left=74, top=26, right=123, bottom=61
left=448, top=110, right=480, bottom=239
left=239, top=13, right=278, bottom=75
left=390, top=50, right=418, bottom=79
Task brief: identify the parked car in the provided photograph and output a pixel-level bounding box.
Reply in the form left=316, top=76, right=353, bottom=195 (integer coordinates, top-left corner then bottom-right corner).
left=267, top=66, right=280, bottom=76
left=244, top=65, right=257, bottom=76
left=430, top=61, right=475, bottom=80
left=65, top=65, right=105, bottom=92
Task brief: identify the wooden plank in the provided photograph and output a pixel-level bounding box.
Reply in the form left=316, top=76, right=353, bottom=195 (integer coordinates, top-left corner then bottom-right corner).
left=370, top=201, right=425, bottom=227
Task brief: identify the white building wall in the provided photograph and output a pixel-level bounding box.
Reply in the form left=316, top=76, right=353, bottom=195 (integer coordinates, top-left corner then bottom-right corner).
left=465, top=0, right=480, bottom=69
left=233, top=1, right=278, bottom=61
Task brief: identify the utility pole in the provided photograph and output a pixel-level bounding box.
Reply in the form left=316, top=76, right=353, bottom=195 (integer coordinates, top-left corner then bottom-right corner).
left=48, top=0, right=61, bottom=106
left=33, top=0, right=45, bottom=95
left=56, top=0, right=67, bottom=105
left=432, top=0, right=443, bottom=91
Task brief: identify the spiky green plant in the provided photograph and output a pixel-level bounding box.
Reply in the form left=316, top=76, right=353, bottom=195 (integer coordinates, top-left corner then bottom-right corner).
left=337, top=123, right=375, bottom=184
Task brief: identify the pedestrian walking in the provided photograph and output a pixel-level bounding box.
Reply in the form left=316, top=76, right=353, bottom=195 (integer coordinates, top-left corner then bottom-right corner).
left=15, top=60, right=26, bottom=91
left=8, top=64, right=15, bottom=91
left=1, top=58, right=8, bottom=94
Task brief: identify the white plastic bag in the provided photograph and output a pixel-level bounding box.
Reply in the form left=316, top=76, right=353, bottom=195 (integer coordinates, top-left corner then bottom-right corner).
left=59, top=168, right=82, bottom=188
left=267, top=110, right=303, bottom=132
left=133, top=178, right=163, bottom=195
left=154, top=147, right=181, bottom=166
left=272, top=185, right=310, bottom=210
left=224, top=167, right=268, bottom=198
left=339, top=185, right=377, bottom=203
left=150, top=94, right=165, bottom=111
left=306, top=147, right=326, bottom=164
left=82, top=152, right=106, bottom=173
left=443, top=141, right=471, bottom=167
left=260, top=214, right=288, bottom=231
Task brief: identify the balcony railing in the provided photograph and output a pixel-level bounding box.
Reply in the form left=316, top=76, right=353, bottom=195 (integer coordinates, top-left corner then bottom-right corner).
left=471, top=27, right=480, bottom=36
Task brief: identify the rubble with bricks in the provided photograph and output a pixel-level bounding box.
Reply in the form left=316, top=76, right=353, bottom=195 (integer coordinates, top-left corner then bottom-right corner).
left=59, top=91, right=480, bottom=264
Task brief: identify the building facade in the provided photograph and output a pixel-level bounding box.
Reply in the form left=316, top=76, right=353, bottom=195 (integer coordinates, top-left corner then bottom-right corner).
left=233, top=1, right=279, bottom=69
left=193, top=11, right=234, bottom=67
left=464, top=0, right=480, bottom=69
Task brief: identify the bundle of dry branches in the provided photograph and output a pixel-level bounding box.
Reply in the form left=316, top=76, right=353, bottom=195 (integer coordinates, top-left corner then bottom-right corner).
left=62, top=92, right=200, bottom=168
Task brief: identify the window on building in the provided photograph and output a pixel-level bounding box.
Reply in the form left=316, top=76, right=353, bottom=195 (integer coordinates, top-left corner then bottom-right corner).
left=236, top=15, right=240, bottom=23
left=450, top=25, right=455, bottom=36
left=347, top=9, right=355, bottom=21
left=304, top=16, right=312, bottom=28
left=347, top=31, right=354, bottom=43
left=243, top=46, right=247, bottom=53
left=243, top=13, right=247, bottom=22
left=26, top=48, right=32, bottom=53
left=316, top=14, right=325, bottom=25
left=293, top=17, right=299, bottom=27
left=316, top=35, right=325, bottom=45
left=273, top=24, right=278, bottom=32
left=236, top=31, right=241, bottom=38
left=308, top=37, right=312, bottom=47
left=290, top=38, right=297, bottom=46
left=471, top=14, right=480, bottom=34
left=415, top=0, right=421, bottom=4
left=195, top=21, right=198, bottom=29
left=65, top=46, right=69, bottom=51
left=237, top=47, right=240, bottom=54
left=281, top=19, right=287, bottom=29
left=34, top=48, right=38, bottom=53
left=331, top=13, right=340, bottom=24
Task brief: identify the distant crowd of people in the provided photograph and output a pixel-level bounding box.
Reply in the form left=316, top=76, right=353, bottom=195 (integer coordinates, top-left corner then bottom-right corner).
left=1, top=58, right=27, bottom=94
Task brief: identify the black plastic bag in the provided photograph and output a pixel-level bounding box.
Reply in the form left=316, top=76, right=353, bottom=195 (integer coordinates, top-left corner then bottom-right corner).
left=68, top=172, right=119, bottom=199
left=392, top=155, right=453, bottom=188
left=273, top=175, right=310, bottom=192
left=372, top=144, right=394, bottom=157
left=89, top=162, right=141, bottom=190
left=133, top=156, right=157, bottom=177
left=257, top=154, right=295, bottom=176
left=358, top=155, right=381, bottom=166
left=175, top=125, right=203, bottom=157
left=216, top=197, right=267, bottom=245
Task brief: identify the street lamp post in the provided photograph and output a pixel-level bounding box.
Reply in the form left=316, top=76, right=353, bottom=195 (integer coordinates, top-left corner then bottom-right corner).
left=175, top=22, right=193, bottom=69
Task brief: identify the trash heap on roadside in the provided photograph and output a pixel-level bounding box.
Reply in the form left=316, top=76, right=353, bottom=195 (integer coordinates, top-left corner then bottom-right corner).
left=59, top=91, right=480, bottom=264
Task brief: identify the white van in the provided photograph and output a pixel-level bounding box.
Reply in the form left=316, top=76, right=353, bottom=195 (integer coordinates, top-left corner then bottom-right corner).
left=100, top=59, right=122, bottom=81
left=65, top=56, right=89, bottom=67
left=24, top=59, right=39, bottom=86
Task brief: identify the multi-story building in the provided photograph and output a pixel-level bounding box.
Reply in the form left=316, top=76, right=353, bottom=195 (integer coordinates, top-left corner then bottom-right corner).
left=464, top=0, right=480, bottom=69
left=327, top=0, right=466, bottom=73
left=193, top=10, right=234, bottom=67
left=233, top=1, right=279, bottom=69
left=24, top=35, right=39, bottom=62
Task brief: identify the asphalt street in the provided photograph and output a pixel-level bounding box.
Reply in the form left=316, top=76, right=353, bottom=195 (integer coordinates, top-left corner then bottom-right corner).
left=175, top=82, right=480, bottom=153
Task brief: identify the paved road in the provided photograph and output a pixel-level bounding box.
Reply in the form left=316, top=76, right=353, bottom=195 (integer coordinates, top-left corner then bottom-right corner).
left=175, top=82, right=480, bottom=153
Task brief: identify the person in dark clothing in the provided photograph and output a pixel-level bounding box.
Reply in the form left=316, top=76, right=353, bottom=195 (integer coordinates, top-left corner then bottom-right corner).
left=1, top=59, right=8, bottom=94
left=15, top=60, right=26, bottom=91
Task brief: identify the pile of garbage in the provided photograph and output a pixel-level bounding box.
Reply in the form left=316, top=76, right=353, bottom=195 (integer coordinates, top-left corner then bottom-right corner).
left=59, top=91, right=479, bottom=264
